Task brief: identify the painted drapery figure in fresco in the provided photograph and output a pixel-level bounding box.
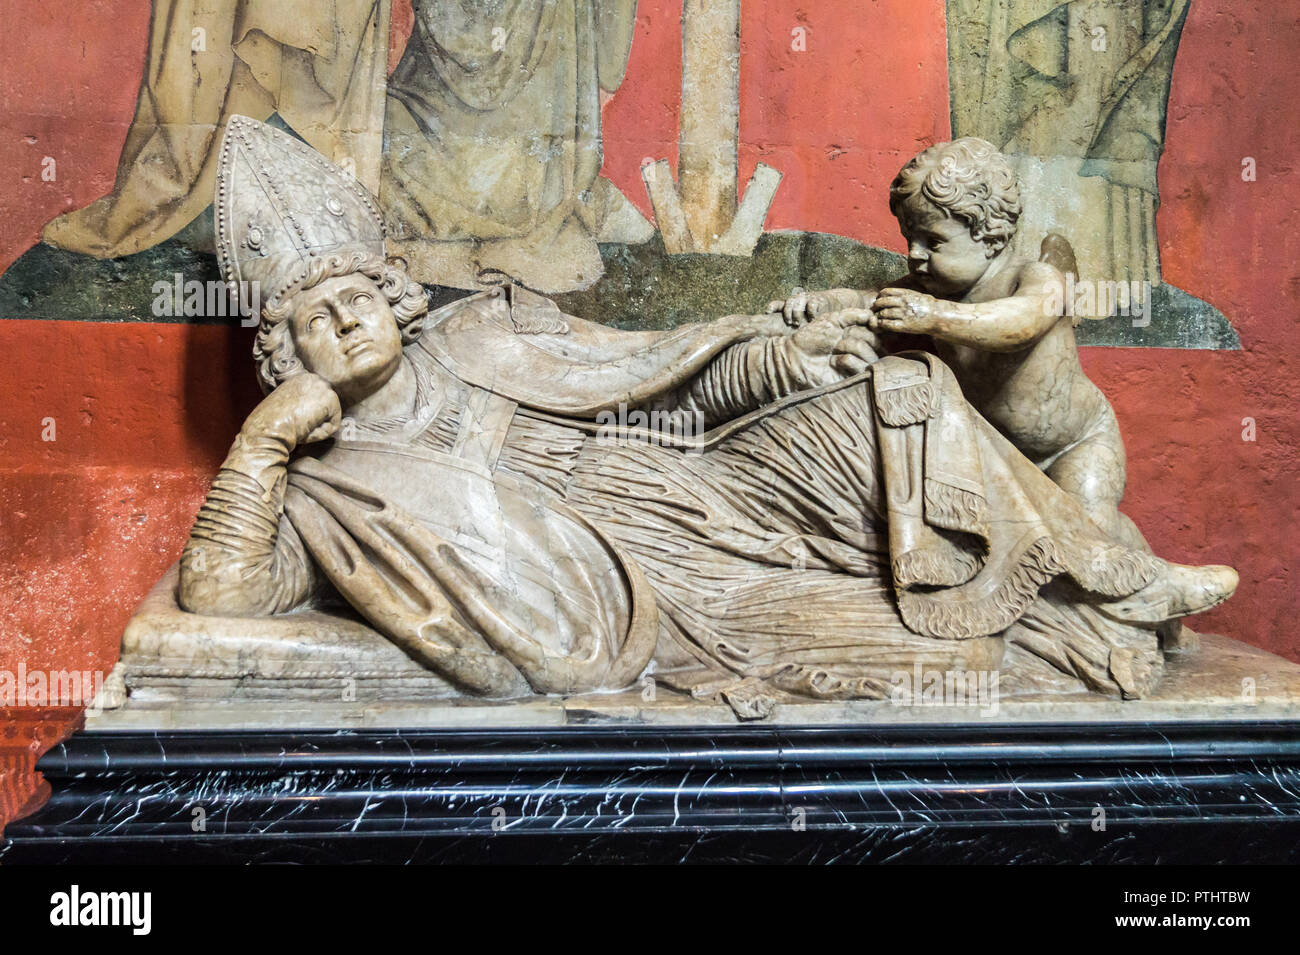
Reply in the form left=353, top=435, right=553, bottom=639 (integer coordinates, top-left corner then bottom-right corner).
left=41, top=0, right=393, bottom=259
left=946, top=0, right=1191, bottom=286
left=381, top=0, right=648, bottom=292
left=167, top=118, right=1239, bottom=716
left=39, top=0, right=646, bottom=292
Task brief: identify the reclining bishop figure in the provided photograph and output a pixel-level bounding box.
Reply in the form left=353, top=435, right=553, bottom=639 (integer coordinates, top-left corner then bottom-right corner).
left=172, top=117, right=1237, bottom=714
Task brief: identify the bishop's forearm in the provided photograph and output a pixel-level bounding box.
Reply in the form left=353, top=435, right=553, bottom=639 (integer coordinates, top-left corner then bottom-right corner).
left=661, top=333, right=837, bottom=428
left=179, top=447, right=315, bottom=616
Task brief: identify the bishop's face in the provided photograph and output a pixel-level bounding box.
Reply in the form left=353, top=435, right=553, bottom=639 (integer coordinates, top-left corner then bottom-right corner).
left=286, top=273, right=404, bottom=405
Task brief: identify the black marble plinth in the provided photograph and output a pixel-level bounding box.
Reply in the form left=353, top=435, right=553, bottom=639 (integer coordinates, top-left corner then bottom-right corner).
left=4, top=721, right=1299, bottom=863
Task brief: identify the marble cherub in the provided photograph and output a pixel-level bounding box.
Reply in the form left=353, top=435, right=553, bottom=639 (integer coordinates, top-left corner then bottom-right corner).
left=775, top=138, right=1145, bottom=552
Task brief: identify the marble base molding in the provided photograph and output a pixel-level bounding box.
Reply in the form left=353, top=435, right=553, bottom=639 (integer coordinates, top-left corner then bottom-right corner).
left=95, top=631, right=1300, bottom=729
left=5, top=720, right=1300, bottom=863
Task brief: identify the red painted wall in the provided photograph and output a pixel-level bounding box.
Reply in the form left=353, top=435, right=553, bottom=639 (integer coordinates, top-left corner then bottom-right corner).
left=1, top=0, right=1297, bottom=828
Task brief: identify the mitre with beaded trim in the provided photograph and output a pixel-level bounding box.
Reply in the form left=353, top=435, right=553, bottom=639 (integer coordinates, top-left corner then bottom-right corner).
left=215, top=115, right=386, bottom=310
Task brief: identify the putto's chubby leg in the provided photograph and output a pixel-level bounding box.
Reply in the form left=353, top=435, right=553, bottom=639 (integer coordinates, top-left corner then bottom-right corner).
left=1043, top=410, right=1149, bottom=551
left=1043, top=408, right=1213, bottom=649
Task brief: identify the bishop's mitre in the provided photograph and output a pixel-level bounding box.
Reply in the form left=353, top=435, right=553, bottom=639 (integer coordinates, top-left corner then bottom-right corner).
left=214, top=115, right=386, bottom=310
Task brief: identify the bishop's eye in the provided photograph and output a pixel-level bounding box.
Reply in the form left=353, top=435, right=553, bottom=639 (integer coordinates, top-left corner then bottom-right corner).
left=307, top=315, right=326, bottom=333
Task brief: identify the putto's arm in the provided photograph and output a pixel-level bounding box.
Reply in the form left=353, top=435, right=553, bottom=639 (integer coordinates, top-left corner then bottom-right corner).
left=873, top=263, right=1066, bottom=353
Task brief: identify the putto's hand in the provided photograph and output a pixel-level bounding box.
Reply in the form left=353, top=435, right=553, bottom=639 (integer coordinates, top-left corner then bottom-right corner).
left=869, top=287, right=940, bottom=335
left=767, top=287, right=807, bottom=327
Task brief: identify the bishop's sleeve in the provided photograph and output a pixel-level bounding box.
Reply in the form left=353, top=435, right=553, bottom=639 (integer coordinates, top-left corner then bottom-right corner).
left=646, top=334, right=842, bottom=430
left=179, top=468, right=319, bottom=617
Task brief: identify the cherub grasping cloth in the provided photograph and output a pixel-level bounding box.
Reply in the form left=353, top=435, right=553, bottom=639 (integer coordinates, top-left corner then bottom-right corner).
left=775, top=138, right=1145, bottom=552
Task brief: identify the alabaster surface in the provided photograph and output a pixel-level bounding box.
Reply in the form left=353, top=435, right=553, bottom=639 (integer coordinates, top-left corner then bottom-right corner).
left=105, top=560, right=1300, bottom=730
left=98, top=116, right=1261, bottom=726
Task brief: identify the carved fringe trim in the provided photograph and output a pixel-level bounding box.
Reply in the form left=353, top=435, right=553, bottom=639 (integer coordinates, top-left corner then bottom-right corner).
left=892, top=545, right=982, bottom=589
left=898, top=536, right=1065, bottom=640
left=1063, top=544, right=1164, bottom=598
left=897, top=534, right=1165, bottom=641
left=873, top=380, right=936, bottom=427
left=924, top=478, right=990, bottom=537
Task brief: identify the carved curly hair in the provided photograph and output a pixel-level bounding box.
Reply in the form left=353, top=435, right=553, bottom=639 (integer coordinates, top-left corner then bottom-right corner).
left=889, top=138, right=1022, bottom=253
left=253, top=250, right=429, bottom=394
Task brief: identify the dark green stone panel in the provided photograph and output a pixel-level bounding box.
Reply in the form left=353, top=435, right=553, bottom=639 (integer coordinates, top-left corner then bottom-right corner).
left=0, top=232, right=1239, bottom=349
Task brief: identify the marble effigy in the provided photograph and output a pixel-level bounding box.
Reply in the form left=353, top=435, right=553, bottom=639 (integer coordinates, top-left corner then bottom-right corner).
left=94, top=116, right=1274, bottom=728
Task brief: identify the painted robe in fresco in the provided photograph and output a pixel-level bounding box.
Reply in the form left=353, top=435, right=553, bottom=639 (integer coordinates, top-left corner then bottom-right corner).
left=42, top=0, right=392, bottom=258
left=41, top=0, right=645, bottom=294
left=381, top=0, right=643, bottom=292
left=947, top=0, right=1191, bottom=285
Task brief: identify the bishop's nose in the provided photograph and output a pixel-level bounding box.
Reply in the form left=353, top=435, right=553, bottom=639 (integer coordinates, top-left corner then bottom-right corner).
left=336, top=309, right=361, bottom=335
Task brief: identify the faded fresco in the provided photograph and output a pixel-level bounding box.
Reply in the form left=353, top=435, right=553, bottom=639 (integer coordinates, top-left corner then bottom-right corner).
left=949, top=0, right=1189, bottom=286
left=0, top=0, right=1239, bottom=348
left=381, top=0, right=653, bottom=291
left=946, top=0, right=1231, bottom=346
left=42, top=0, right=393, bottom=259
left=35, top=0, right=651, bottom=294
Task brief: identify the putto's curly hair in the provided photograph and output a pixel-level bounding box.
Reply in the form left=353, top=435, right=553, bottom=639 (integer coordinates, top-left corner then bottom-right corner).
left=253, top=250, right=429, bottom=393
left=889, top=137, right=1022, bottom=253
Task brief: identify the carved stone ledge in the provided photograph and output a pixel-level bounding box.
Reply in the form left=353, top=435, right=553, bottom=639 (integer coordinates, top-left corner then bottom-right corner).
left=5, top=719, right=1300, bottom=864
left=98, top=625, right=1300, bottom=730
